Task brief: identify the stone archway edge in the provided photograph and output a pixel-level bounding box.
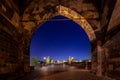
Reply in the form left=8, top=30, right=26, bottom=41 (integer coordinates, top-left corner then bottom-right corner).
left=22, top=5, right=96, bottom=41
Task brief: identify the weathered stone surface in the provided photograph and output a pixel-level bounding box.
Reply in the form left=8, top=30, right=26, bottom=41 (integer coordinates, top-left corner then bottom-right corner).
left=0, top=0, right=120, bottom=79
left=0, top=0, right=20, bottom=28
left=102, top=31, right=120, bottom=79
left=108, top=0, right=120, bottom=31
left=0, top=0, right=30, bottom=78
left=22, top=5, right=96, bottom=41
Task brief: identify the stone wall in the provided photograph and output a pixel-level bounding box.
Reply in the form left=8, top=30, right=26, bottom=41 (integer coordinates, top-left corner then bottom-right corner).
left=0, top=27, right=18, bottom=74
left=100, top=0, right=117, bottom=31
left=108, top=0, right=120, bottom=31
left=103, top=31, right=120, bottom=80
left=91, top=47, right=97, bottom=73
left=0, top=0, right=30, bottom=79
left=0, top=0, right=19, bottom=28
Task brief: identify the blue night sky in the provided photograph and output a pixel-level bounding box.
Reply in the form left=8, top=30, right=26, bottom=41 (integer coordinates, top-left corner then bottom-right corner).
left=30, top=15, right=91, bottom=61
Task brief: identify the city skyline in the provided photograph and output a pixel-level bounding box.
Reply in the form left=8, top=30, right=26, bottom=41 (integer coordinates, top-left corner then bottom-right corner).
left=30, top=15, right=91, bottom=61
left=31, top=55, right=90, bottom=61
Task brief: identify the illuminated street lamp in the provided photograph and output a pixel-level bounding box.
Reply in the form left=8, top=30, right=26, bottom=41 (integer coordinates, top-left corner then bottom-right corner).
left=43, top=57, right=46, bottom=60
left=71, top=57, right=74, bottom=60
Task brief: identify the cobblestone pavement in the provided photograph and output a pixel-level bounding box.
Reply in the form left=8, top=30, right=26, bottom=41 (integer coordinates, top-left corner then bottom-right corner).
left=36, top=70, right=113, bottom=80
left=18, top=65, right=114, bottom=80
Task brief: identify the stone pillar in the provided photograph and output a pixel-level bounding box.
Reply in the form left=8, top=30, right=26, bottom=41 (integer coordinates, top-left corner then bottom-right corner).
left=104, top=48, right=109, bottom=76
left=97, top=41, right=103, bottom=76
left=91, top=46, right=98, bottom=74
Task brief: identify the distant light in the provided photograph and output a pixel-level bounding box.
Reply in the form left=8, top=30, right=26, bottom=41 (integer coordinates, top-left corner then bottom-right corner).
left=63, top=60, right=66, bottom=62
left=71, top=57, right=74, bottom=60
left=88, top=60, right=91, bottom=62
left=57, top=60, right=60, bottom=62
left=43, top=57, right=46, bottom=60
left=75, top=60, right=79, bottom=62
left=79, top=60, right=82, bottom=62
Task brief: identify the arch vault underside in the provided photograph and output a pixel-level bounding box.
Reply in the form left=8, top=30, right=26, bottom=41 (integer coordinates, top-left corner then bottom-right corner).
left=22, top=5, right=96, bottom=41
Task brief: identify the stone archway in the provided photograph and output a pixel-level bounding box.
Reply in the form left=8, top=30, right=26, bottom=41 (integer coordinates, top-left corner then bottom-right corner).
left=21, top=4, right=97, bottom=74
left=22, top=5, right=96, bottom=41
left=1, top=0, right=120, bottom=79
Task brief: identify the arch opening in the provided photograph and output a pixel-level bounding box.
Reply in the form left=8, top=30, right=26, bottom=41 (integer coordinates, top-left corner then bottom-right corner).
left=30, top=15, right=91, bottom=67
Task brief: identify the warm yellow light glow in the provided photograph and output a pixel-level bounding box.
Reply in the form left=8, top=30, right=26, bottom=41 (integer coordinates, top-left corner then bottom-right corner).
left=64, top=10, right=68, bottom=15
left=81, top=17, right=85, bottom=23
left=88, top=60, right=91, bottom=62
